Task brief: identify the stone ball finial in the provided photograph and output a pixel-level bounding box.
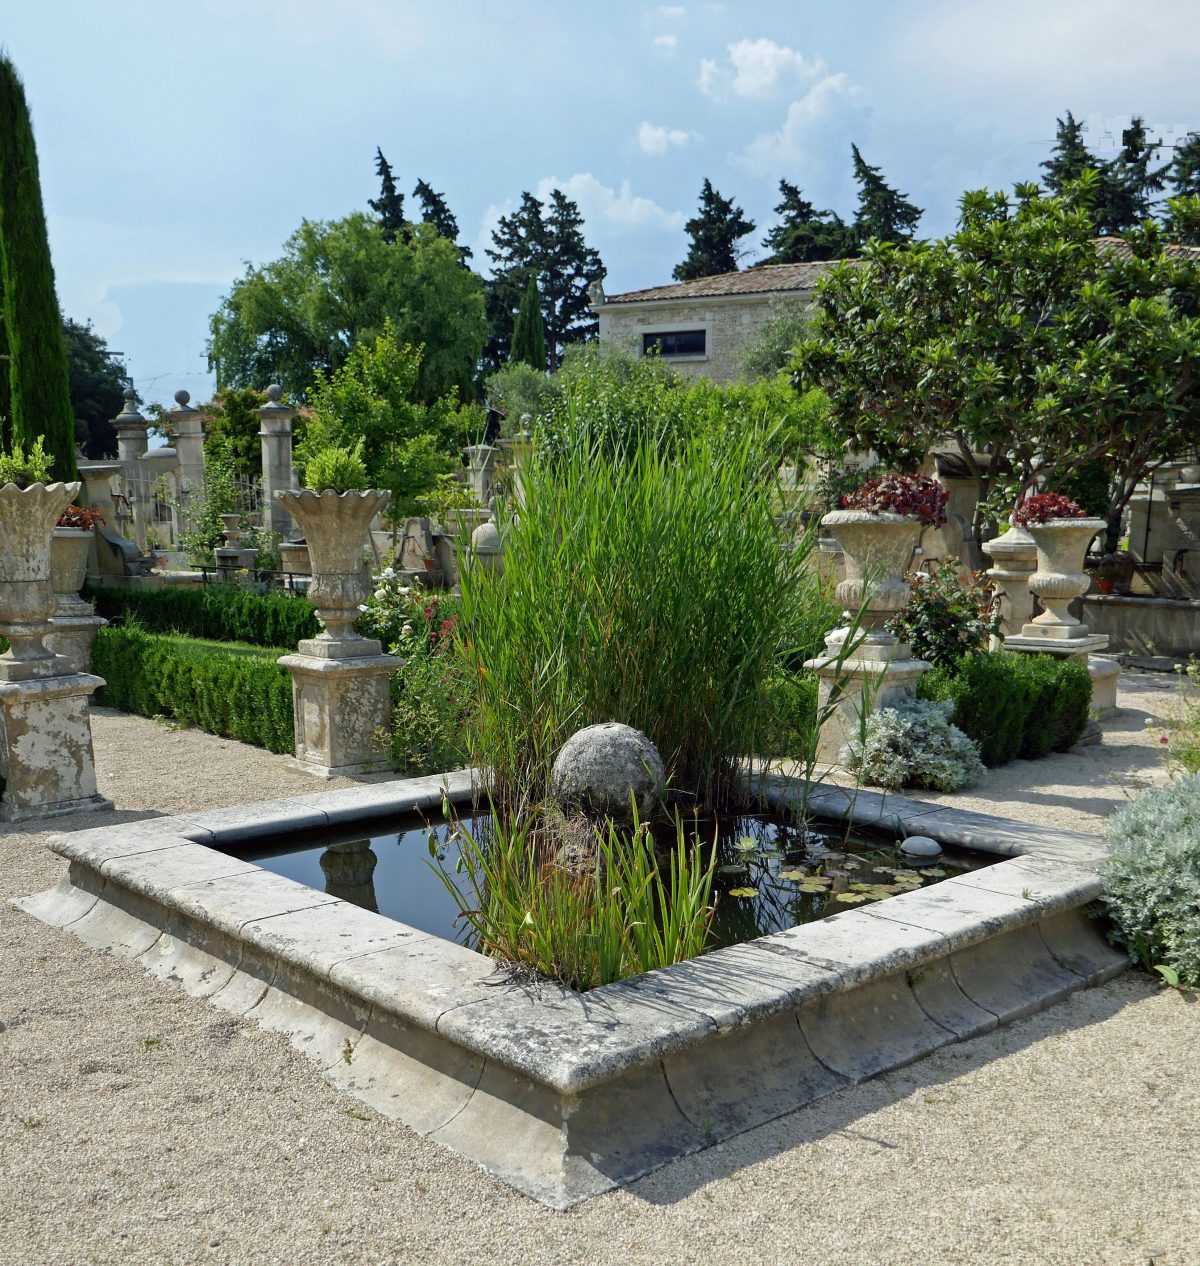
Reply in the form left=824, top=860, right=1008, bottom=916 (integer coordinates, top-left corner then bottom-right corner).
left=550, top=722, right=666, bottom=826
left=123, top=387, right=136, bottom=404
left=174, top=389, right=191, bottom=406
left=266, top=383, right=283, bottom=402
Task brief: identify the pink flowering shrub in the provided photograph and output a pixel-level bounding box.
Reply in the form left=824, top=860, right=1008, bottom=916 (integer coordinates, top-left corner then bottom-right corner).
left=839, top=473, right=949, bottom=527
left=1012, top=492, right=1086, bottom=525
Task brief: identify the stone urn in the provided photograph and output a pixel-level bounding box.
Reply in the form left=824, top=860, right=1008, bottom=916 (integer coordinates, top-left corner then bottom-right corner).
left=1023, top=517, right=1105, bottom=637
left=50, top=528, right=94, bottom=617
left=820, top=509, right=923, bottom=643
left=0, top=481, right=80, bottom=666
left=275, top=489, right=389, bottom=642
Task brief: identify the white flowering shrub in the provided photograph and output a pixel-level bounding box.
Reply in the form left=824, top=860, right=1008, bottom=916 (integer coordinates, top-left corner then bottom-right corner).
left=1102, top=774, right=1200, bottom=985
left=840, top=697, right=985, bottom=792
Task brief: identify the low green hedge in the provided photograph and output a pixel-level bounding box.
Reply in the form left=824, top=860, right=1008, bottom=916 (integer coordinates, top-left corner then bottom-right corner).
left=93, top=625, right=295, bottom=753
left=86, top=584, right=319, bottom=649
left=918, top=651, right=1091, bottom=766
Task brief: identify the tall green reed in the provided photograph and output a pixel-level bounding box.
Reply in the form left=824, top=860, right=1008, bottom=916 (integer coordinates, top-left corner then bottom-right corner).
left=458, top=410, right=829, bottom=809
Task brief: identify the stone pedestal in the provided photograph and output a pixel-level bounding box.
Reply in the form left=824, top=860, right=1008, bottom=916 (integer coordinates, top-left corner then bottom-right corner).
left=464, top=444, right=499, bottom=505
left=76, top=461, right=124, bottom=581
left=278, top=639, right=397, bottom=777
left=982, top=524, right=1038, bottom=641
left=168, top=390, right=206, bottom=534
left=45, top=528, right=107, bottom=673
left=320, top=840, right=379, bottom=910
left=257, top=385, right=296, bottom=539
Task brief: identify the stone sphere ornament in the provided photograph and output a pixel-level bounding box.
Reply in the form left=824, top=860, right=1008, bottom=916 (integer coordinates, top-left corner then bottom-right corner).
left=899, top=835, right=943, bottom=863
left=550, top=722, right=666, bottom=825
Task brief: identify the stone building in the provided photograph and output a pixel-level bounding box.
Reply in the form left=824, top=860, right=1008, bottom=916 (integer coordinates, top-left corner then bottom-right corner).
left=592, top=261, right=843, bottom=384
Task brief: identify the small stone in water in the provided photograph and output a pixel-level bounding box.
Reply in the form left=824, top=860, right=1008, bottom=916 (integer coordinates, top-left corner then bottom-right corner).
left=899, top=835, right=942, bottom=862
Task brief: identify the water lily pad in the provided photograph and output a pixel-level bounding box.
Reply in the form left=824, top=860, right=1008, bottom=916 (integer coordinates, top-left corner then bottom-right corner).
left=796, top=882, right=831, bottom=894
left=923, top=867, right=948, bottom=877
left=718, top=863, right=749, bottom=875
left=834, top=892, right=871, bottom=904
left=728, top=886, right=759, bottom=898
left=734, top=836, right=759, bottom=853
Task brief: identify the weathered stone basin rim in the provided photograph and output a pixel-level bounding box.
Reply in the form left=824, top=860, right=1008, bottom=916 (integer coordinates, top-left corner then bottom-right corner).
left=15, top=770, right=1125, bottom=1209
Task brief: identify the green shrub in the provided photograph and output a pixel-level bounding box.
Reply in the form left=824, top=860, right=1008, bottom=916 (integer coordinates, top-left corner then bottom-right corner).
left=460, top=415, right=824, bottom=809
left=1102, top=774, right=1200, bottom=986
left=759, top=673, right=820, bottom=758
left=0, top=436, right=52, bottom=485
left=85, top=584, right=319, bottom=648
left=93, top=626, right=294, bottom=752
left=886, top=562, right=1000, bottom=671
left=841, top=696, right=985, bottom=792
left=919, top=651, right=1090, bottom=766
left=919, top=653, right=1032, bottom=766
left=304, top=440, right=368, bottom=493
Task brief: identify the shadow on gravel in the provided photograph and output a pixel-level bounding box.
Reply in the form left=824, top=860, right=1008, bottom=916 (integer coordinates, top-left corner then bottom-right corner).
left=627, top=971, right=1146, bottom=1207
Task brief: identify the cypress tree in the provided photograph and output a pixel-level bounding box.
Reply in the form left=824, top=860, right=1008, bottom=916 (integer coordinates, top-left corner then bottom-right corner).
left=761, top=179, right=855, bottom=263
left=1040, top=112, right=1095, bottom=195
left=369, top=148, right=406, bottom=243
left=413, top=178, right=471, bottom=261
left=1168, top=134, right=1200, bottom=199
left=1096, top=117, right=1170, bottom=234
left=0, top=55, right=77, bottom=479
left=673, top=179, right=755, bottom=281
left=510, top=275, right=546, bottom=370
left=850, top=144, right=922, bottom=245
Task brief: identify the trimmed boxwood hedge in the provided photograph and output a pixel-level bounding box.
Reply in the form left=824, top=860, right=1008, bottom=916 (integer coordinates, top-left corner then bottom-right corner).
left=85, top=584, right=319, bottom=649
left=92, top=625, right=295, bottom=753
left=918, top=651, right=1091, bottom=767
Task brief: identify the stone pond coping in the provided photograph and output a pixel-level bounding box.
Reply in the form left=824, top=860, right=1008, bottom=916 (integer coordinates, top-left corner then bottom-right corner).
left=15, top=770, right=1125, bottom=1210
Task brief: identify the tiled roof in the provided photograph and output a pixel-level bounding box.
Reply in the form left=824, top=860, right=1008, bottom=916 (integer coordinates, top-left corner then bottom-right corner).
left=604, top=259, right=847, bottom=304
left=1093, top=235, right=1200, bottom=261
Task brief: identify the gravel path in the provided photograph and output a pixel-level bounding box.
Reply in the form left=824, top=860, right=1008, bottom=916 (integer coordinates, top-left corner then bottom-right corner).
left=2, top=680, right=1198, bottom=1266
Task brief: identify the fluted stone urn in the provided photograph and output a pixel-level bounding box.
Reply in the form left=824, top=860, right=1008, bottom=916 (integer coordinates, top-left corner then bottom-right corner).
left=1021, top=518, right=1106, bottom=638
left=804, top=509, right=930, bottom=764
left=0, top=481, right=109, bottom=821
left=46, top=527, right=107, bottom=675
left=274, top=488, right=399, bottom=777
left=276, top=489, right=386, bottom=643
left=0, top=481, right=79, bottom=667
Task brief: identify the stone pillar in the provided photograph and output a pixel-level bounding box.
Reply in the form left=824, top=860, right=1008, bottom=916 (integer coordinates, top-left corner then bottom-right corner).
left=982, top=524, right=1038, bottom=642
left=112, top=389, right=149, bottom=550
left=464, top=444, right=499, bottom=505
left=0, top=482, right=110, bottom=823
left=498, top=430, right=533, bottom=506
left=168, top=389, right=206, bottom=535
left=75, top=461, right=124, bottom=582
left=256, top=384, right=296, bottom=539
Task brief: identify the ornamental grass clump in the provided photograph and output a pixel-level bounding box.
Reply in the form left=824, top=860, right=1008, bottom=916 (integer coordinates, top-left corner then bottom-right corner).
left=459, top=414, right=825, bottom=809
left=841, top=696, right=984, bottom=792
left=431, top=802, right=718, bottom=992
left=1102, top=774, right=1200, bottom=986
left=838, top=472, right=949, bottom=526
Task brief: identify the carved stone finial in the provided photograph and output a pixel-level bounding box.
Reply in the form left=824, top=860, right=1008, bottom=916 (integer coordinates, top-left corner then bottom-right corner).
left=174, top=389, right=191, bottom=407
left=266, top=383, right=283, bottom=403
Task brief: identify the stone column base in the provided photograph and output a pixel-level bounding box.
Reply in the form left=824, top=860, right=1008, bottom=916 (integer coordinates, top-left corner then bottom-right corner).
left=0, top=671, right=112, bottom=822
left=1002, top=632, right=1110, bottom=658
left=277, top=644, right=399, bottom=778
left=804, top=635, right=931, bottom=765
left=46, top=614, right=107, bottom=675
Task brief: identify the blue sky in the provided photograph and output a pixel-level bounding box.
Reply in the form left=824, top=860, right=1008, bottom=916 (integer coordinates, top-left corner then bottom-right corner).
left=5, top=0, right=1199, bottom=410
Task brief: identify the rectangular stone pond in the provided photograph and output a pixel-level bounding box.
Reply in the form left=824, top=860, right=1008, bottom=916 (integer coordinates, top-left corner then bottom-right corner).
left=15, top=770, right=1126, bottom=1209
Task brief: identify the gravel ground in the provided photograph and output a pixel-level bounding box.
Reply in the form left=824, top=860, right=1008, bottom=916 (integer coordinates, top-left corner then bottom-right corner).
left=2, top=678, right=1199, bottom=1266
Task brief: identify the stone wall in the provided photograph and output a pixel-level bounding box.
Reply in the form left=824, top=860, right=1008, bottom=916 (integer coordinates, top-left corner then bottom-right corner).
left=598, top=292, right=813, bottom=384
left=1079, top=594, right=1200, bottom=658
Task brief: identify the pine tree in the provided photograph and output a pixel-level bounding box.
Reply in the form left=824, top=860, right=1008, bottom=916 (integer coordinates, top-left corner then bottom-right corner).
left=485, top=190, right=603, bottom=371
left=510, top=275, right=546, bottom=370
left=673, top=179, right=756, bottom=281
left=761, top=179, right=855, bottom=263
left=1168, top=133, right=1200, bottom=199
left=369, top=148, right=406, bottom=243
left=850, top=144, right=922, bottom=246
left=1096, top=117, right=1170, bottom=234
left=412, top=179, right=471, bottom=261
left=1040, top=112, right=1095, bottom=195
left=0, top=55, right=77, bottom=479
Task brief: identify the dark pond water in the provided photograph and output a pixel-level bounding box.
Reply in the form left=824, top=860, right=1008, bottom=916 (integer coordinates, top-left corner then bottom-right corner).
left=226, top=810, right=986, bottom=951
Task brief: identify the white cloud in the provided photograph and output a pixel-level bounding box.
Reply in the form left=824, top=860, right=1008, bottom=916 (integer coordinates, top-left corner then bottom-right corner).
left=656, top=4, right=685, bottom=18
left=652, top=33, right=678, bottom=55
left=636, top=122, right=692, bottom=156
left=534, top=174, right=685, bottom=234
left=740, top=73, right=869, bottom=176
left=699, top=37, right=824, bottom=100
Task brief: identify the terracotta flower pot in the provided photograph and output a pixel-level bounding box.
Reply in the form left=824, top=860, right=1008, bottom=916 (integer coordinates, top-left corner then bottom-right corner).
left=275, top=489, right=390, bottom=642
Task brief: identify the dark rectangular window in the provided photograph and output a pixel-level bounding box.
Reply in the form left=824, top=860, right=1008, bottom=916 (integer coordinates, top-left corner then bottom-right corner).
left=642, top=329, right=706, bottom=357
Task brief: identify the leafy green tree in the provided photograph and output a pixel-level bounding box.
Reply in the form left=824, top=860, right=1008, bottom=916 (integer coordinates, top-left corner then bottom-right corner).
left=1165, top=194, right=1200, bottom=246
left=761, top=180, right=855, bottom=264
left=0, top=55, right=76, bottom=479
left=369, top=148, right=406, bottom=243
left=510, top=275, right=546, bottom=370
left=850, top=144, right=922, bottom=245
left=413, top=178, right=470, bottom=261
left=739, top=301, right=814, bottom=380
left=298, top=319, right=483, bottom=517
left=792, top=179, right=1200, bottom=548
left=196, top=387, right=268, bottom=479
left=61, top=318, right=128, bottom=459
left=485, top=190, right=603, bottom=371
left=1097, top=117, right=1170, bottom=233
left=1040, top=112, right=1096, bottom=197
left=673, top=179, right=755, bottom=281
left=207, top=213, right=487, bottom=404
